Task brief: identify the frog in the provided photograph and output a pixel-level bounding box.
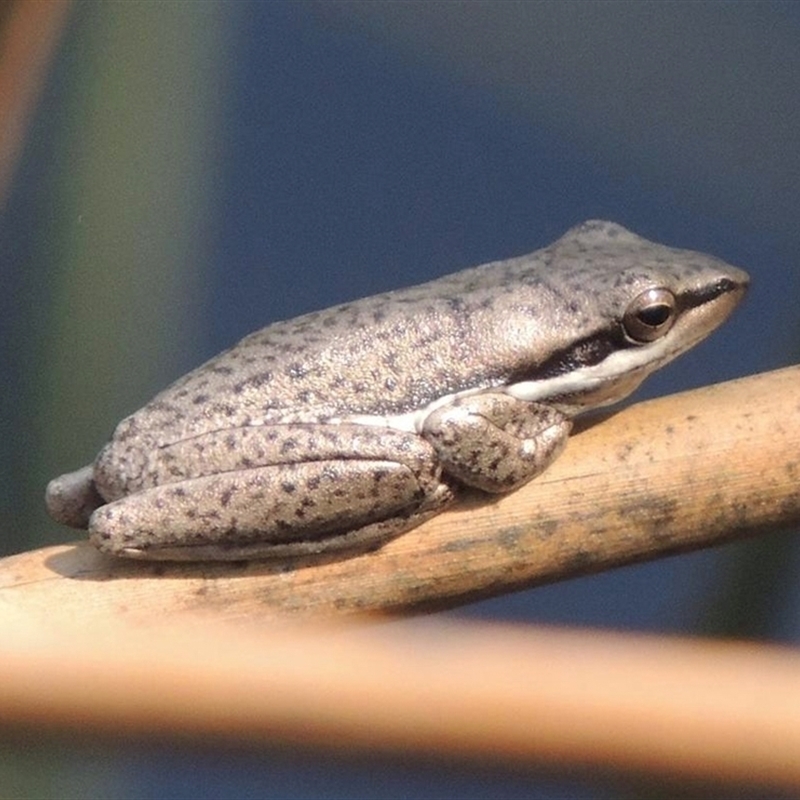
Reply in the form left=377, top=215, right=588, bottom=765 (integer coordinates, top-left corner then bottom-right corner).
left=45, top=220, right=749, bottom=561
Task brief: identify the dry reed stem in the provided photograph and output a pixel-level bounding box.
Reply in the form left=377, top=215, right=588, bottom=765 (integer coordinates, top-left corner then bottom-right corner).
left=2, top=617, right=800, bottom=789
left=0, top=0, right=72, bottom=205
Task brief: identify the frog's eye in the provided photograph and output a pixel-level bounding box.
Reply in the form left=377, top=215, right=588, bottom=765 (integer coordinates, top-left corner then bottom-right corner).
left=622, top=288, right=677, bottom=343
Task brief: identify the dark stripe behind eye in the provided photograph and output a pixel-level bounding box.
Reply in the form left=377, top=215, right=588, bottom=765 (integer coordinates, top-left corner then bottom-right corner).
left=510, top=328, right=629, bottom=382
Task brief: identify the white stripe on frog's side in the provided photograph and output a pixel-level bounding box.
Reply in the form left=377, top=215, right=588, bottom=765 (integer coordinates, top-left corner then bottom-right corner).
left=332, top=388, right=483, bottom=435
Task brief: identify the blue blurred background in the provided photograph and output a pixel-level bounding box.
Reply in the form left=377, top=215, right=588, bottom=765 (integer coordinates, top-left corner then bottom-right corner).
left=2, top=1, right=799, bottom=797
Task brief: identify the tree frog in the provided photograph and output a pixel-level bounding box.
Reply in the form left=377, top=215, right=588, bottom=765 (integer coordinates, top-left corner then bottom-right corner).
left=45, top=221, right=748, bottom=561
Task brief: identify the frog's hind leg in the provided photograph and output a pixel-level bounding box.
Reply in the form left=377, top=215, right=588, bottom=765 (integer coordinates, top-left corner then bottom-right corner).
left=89, top=424, right=454, bottom=560
left=89, top=459, right=453, bottom=560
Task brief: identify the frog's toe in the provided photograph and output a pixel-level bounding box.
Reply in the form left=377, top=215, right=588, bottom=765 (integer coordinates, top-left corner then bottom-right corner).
left=45, top=465, right=104, bottom=529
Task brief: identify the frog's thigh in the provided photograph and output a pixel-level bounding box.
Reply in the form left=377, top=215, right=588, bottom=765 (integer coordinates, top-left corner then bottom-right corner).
left=422, top=392, right=571, bottom=493
left=133, top=422, right=443, bottom=490
left=89, top=456, right=454, bottom=561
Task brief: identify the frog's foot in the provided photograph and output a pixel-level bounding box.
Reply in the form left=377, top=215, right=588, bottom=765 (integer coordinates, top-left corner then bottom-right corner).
left=45, top=465, right=104, bottom=529
left=422, top=392, right=572, bottom=493
left=88, top=423, right=454, bottom=560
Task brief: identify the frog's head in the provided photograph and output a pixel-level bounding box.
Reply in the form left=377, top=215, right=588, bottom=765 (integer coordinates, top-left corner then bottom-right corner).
left=505, top=220, right=749, bottom=413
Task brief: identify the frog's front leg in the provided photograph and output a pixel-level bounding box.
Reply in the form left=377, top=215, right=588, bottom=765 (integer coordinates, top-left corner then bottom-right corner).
left=89, top=424, right=454, bottom=560
left=422, top=393, right=572, bottom=493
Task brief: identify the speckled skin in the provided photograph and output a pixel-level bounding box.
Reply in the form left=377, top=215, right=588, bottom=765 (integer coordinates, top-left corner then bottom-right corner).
left=45, top=221, right=749, bottom=560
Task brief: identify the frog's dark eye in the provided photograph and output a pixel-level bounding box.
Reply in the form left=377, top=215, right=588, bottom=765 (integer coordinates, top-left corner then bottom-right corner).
left=622, top=288, right=677, bottom=343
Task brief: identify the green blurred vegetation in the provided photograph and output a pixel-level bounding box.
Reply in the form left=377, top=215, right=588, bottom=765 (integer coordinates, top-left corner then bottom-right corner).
left=7, top=0, right=228, bottom=556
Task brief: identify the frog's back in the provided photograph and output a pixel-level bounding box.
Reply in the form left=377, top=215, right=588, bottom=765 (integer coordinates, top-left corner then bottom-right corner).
left=119, top=271, right=545, bottom=444
left=117, top=257, right=558, bottom=447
